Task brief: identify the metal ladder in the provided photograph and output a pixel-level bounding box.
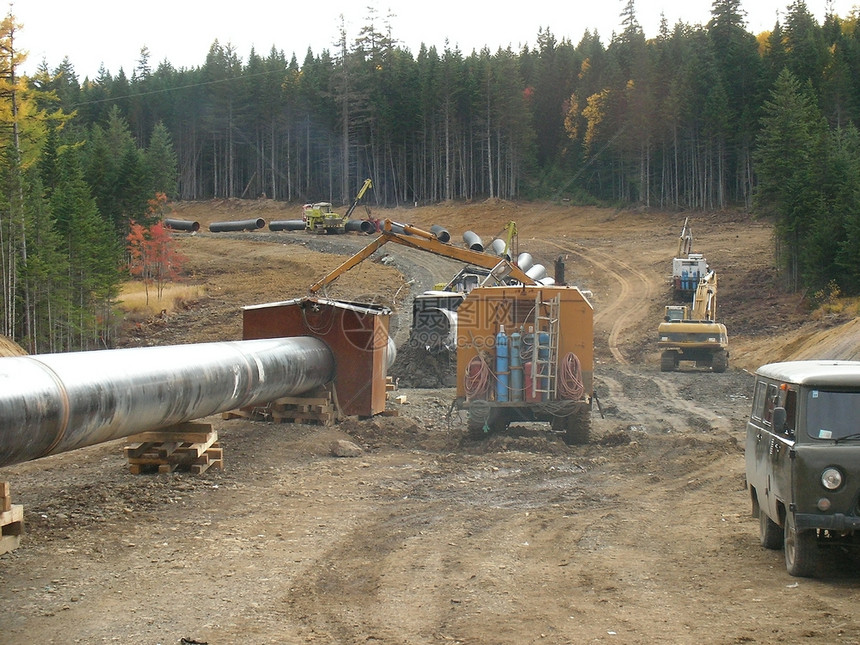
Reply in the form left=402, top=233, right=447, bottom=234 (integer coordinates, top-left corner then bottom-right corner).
left=532, top=293, right=560, bottom=399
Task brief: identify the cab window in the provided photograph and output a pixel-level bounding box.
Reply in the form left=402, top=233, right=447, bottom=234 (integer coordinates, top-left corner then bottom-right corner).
left=763, top=384, right=779, bottom=426
left=783, top=389, right=797, bottom=434
left=805, top=389, right=860, bottom=440
left=751, top=380, right=768, bottom=422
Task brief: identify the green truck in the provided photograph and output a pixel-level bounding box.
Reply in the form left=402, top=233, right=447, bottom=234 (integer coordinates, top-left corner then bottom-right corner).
left=745, top=360, right=860, bottom=576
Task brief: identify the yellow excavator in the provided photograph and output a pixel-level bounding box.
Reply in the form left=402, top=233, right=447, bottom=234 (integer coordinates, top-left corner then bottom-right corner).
left=657, top=271, right=728, bottom=373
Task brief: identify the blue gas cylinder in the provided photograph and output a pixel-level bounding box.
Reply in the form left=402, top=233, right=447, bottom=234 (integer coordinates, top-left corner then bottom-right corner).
left=510, top=331, right=523, bottom=401
left=496, top=325, right=509, bottom=402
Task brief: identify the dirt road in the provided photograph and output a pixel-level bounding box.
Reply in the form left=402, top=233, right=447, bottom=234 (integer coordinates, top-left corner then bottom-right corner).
left=2, top=201, right=859, bottom=644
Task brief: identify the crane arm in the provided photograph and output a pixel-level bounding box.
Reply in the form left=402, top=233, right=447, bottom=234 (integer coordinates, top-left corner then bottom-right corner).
left=308, top=219, right=536, bottom=294
left=677, top=217, right=693, bottom=257
left=343, top=178, right=373, bottom=221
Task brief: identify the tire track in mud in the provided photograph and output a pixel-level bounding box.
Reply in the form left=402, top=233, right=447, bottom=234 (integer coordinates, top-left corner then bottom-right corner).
left=533, top=238, right=658, bottom=365
left=599, top=364, right=738, bottom=434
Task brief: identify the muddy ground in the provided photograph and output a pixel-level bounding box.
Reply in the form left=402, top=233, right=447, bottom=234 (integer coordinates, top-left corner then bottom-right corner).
left=2, top=200, right=860, bottom=644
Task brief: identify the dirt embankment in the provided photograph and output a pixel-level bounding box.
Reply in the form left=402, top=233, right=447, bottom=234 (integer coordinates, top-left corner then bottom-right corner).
left=3, top=199, right=860, bottom=645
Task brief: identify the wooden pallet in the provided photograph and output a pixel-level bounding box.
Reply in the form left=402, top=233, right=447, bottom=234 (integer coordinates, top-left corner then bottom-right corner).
left=123, top=422, right=223, bottom=474
left=0, top=482, right=23, bottom=555
left=223, top=386, right=339, bottom=426
left=269, top=392, right=336, bottom=425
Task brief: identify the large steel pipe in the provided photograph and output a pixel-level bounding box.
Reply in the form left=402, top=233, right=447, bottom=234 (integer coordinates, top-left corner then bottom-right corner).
left=359, top=220, right=378, bottom=234
left=489, top=238, right=510, bottom=259
left=430, top=225, right=451, bottom=243
left=164, top=218, right=200, bottom=232
left=209, top=219, right=266, bottom=232
left=0, top=338, right=334, bottom=468
left=516, top=252, right=534, bottom=272
left=269, top=219, right=307, bottom=232
left=526, top=264, right=547, bottom=281
left=463, top=231, right=484, bottom=252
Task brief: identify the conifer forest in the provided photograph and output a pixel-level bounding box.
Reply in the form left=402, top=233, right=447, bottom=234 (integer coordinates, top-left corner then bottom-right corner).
left=4, top=0, right=860, bottom=353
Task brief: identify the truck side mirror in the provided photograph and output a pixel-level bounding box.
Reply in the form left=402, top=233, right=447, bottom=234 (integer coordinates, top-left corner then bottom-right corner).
left=772, top=407, right=787, bottom=433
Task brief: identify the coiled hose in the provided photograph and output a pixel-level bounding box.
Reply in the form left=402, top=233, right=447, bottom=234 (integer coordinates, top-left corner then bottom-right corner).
left=464, top=354, right=492, bottom=399
left=557, top=352, right=585, bottom=400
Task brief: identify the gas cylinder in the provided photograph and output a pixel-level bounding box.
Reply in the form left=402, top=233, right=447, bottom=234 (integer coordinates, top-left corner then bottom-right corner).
left=496, top=325, right=509, bottom=402
left=510, top=331, right=523, bottom=401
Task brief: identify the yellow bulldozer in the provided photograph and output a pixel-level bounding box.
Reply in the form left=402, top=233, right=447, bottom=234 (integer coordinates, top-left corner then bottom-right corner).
left=304, top=178, right=373, bottom=233
left=657, top=271, right=728, bottom=373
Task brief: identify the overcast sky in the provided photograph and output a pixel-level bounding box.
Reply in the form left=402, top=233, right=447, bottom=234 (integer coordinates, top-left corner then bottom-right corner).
left=18, top=1, right=860, bottom=79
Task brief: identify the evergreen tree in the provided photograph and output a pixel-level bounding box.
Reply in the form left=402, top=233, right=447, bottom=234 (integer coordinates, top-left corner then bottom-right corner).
left=51, top=148, right=121, bottom=349
left=144, top=121, right=178, bottom=198
left=753, top=68, right=826, bottom=290
left=827, top=125, right=860, bottom=291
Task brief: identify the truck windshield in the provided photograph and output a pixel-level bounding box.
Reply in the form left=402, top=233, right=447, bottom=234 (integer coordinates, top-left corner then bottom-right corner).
left=805, top=390, right=860, bottom=440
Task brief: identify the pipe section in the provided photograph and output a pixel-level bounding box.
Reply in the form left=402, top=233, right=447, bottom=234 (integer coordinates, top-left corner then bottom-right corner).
left=0, top=338, right=334, bottom=468
left=516, top=252, right=534, bottom=272
left=489, top=239, right=510, bottom=259
left=360, top=220, right=378, bottom=234
left=526, top=264, right=547, bottom=281
left=344, top=220, right=363, bottom=233
left=164, top=219, right=200, bottom=232
left=430, top=225, right=451, bottom=244
left=209, top=218, right=266, bottom=232
left=269, top=219, right=306, bottom=232
left=463, top=231, right=484, bottom=252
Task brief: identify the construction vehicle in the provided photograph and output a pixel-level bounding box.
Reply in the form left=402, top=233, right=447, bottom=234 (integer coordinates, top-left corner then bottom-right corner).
left=672, top=217, right=708, bottom=299
left=309, top=220, right=595, bottom=443
left=304, top=178, right=373, bottom=234
left=657, top=271, right=729, bottom=373
left=311, top=220, right=536, bottom=352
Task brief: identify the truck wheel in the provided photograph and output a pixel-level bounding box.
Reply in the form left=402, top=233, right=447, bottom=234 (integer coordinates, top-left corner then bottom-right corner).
left=712, top=350, right=728, bottom=373
left=561, top=408, right=591, bottom=445
left=467, top=405, right=507, bottom=439
left=759, top=509, right=783, bottom=550
left=784, top=513, right=817, bottom=577
left=660, top=352, right=677, bottom=372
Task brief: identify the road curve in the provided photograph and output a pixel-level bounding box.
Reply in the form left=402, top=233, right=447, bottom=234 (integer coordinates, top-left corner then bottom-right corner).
left=533, top=238, right=658, bottom=365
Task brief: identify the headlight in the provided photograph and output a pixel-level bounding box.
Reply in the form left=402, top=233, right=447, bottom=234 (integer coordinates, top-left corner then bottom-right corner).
left=821, top=467, right=844, bottom=490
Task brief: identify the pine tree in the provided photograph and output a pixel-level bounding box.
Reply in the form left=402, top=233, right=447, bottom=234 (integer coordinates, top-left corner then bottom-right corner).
left=144, top=121, right=178, bottom=198
left=51, top=148, right=121, bottom=349
left=753, top=68, right=826, bottom=290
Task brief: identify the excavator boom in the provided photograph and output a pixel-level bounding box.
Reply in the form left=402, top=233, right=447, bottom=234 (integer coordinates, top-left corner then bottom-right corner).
left=309, top=219, right=536, bottom=293
left=690, top=271, right=717, bottom=321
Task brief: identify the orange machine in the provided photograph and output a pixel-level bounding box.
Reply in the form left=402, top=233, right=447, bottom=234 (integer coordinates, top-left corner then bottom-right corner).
left=455, top=285, right=594, bottom=444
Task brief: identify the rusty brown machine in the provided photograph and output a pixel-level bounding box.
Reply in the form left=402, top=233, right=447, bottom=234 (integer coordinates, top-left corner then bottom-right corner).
left=308, top=219, right=595, bottom=443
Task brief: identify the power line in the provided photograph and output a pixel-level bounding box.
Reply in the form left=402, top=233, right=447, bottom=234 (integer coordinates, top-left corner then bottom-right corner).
left=69, top=68, right=286, bottom=108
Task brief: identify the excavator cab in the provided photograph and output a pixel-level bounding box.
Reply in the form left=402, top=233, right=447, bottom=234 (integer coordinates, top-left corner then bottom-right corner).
left=664, top=305, right=688, bottom=322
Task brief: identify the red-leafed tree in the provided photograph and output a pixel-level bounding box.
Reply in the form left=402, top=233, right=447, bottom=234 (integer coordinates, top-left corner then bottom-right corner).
left=126, top=215, right=186, bottom=305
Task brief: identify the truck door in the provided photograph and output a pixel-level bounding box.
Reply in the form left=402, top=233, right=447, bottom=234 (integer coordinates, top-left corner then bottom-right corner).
left=746, top=379, right=771, bottom=510
left=765, top=386, right=797, bottom=521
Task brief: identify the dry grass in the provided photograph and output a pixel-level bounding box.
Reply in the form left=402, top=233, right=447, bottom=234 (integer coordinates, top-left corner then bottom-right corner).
left=117, top=282, right=204, bottom=317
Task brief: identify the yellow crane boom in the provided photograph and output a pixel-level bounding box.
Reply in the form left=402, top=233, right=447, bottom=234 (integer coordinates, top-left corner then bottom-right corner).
left=308, top=219, right=537, bottom=293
